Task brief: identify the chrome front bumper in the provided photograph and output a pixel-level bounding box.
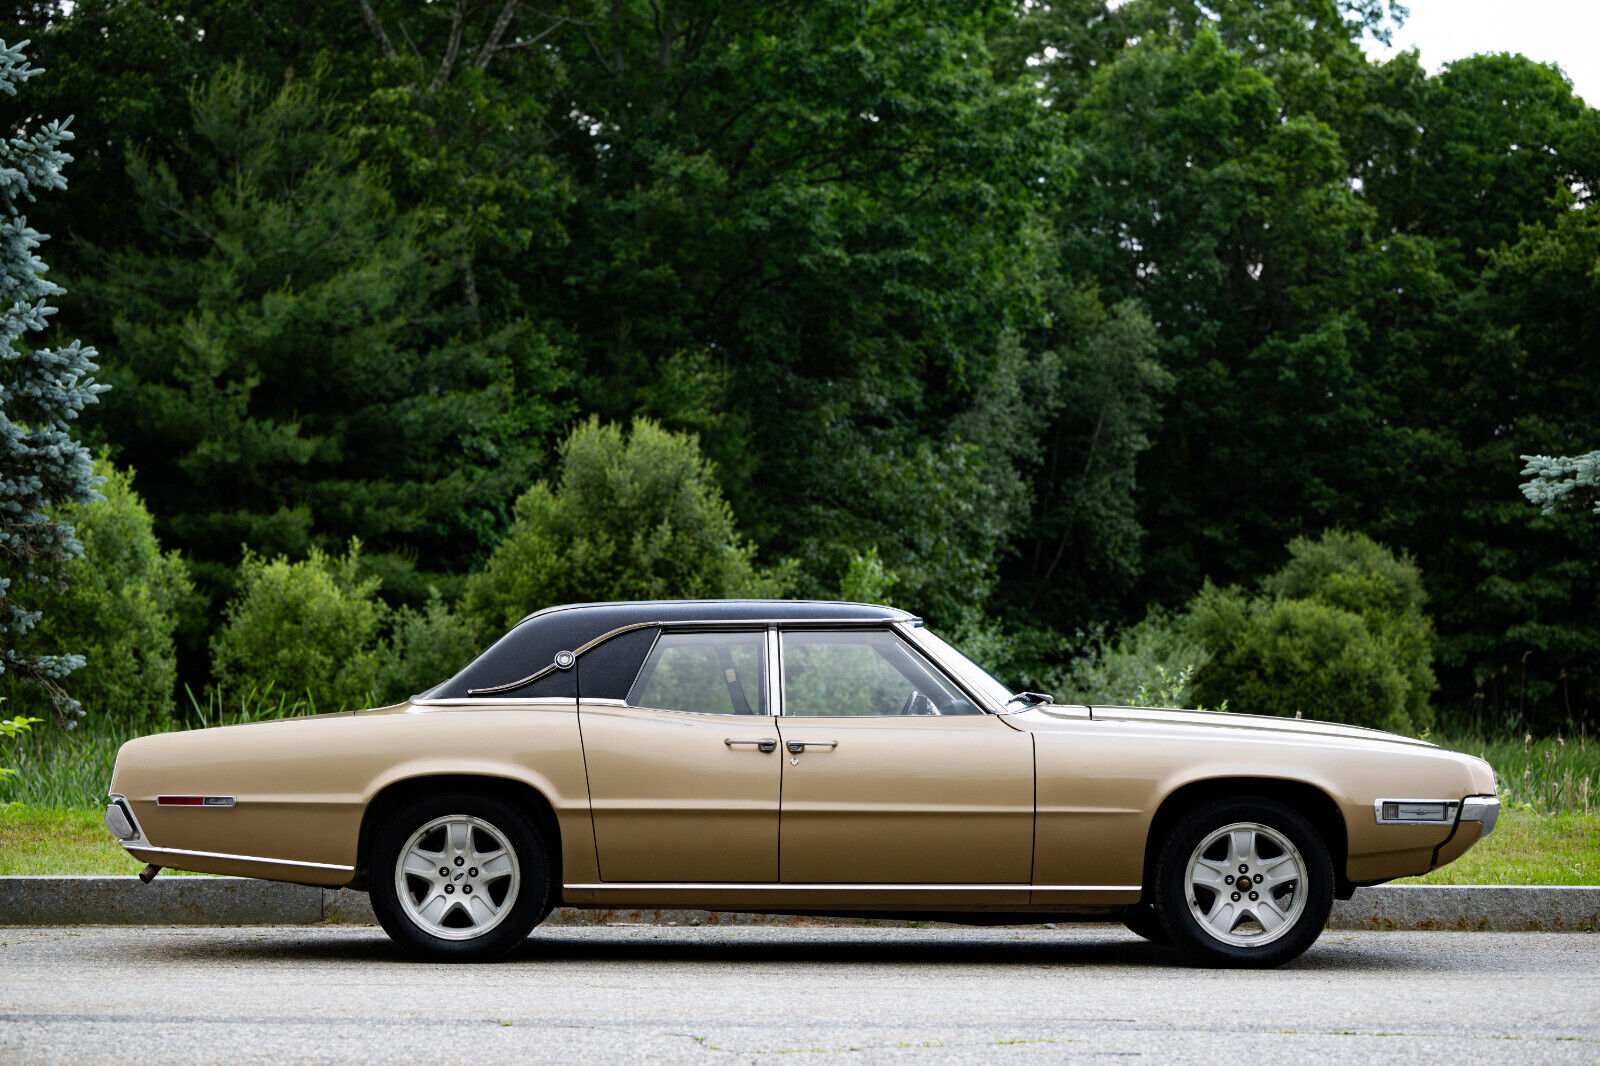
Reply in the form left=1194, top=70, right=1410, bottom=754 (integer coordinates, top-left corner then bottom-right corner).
left=1459, top=795, right=1500, bottom=838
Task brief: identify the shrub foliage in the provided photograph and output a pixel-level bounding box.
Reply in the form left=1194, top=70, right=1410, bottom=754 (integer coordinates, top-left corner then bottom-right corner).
left=209, top=542, right=384, bottom=712
left=0, top=461, right=189, bottom=725
left=461, top=417, right=792, bottom=640
left=1192, top=530, right=1436, bottom=734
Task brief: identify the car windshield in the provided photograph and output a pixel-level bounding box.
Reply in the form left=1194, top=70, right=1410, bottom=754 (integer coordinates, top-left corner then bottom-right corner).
left=914, top=627, right=1019, bottom=709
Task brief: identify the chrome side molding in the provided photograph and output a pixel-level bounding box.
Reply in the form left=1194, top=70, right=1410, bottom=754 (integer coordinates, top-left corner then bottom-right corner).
left=565, top=882, right=1141, bottom=893
left=131, top=845, right=355, bottom=874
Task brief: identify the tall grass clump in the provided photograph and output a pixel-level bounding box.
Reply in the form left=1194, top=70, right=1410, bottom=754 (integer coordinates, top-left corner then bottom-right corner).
left=0, top=685, right=319, bottom=810
left=1433, top=727, right=1599, bottom=815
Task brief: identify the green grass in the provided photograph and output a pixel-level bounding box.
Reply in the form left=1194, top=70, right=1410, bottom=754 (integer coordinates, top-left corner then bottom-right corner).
left=0, top=805, right=146, bottom=876
left=0, top=805, right=212, bottom=876
left=1396, top=807, right=1600, bottom=886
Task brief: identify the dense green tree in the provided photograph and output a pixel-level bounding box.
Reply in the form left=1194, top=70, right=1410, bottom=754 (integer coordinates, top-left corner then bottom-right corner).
left=1362, top=53, right=1600, bottom=278
left=1414, top=204, right=1600, bottom=729
left=516, top=1, right=1160, bottom=626
left=1060, top=28, right=1384, bottom=597
left=460, top=417, right=792, bottom=641
left=77, top=64, right=569, bottom=598
left=11, top=0, right=1600, bottom=731
left=0, top=37, right=106, bottom=714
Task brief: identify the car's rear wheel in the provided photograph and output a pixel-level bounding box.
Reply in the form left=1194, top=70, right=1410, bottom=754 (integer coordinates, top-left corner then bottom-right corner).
left=369, top=792, right=550, bottom=962
left=1151, top=796, right=1332, bottom=968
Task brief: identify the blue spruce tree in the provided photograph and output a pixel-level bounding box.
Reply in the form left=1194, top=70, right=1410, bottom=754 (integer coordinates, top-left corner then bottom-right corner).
left=0, top=38, right=107, bottom=716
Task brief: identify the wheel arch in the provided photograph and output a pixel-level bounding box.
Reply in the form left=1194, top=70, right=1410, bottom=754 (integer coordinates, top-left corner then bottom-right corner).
left=1140, top=776, right=1349, bottom=900
left=355, top=773, right=563, bottom=895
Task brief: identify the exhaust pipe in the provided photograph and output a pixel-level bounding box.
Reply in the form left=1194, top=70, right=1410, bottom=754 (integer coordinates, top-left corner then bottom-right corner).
left=138, top=864, right=162, bottom=884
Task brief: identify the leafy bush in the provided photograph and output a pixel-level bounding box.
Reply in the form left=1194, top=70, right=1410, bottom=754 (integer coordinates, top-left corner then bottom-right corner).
left=1191, top=530, right=1436, bottom=734
left=1, top=708, right=40, bottom=781
left=1058, top=610, right=1214, bottom=708
left=461, top=417, right=793, bottom=640
left=375, top=591, right=479, bottom=703
left=0, top=462, right=190, bottom=726
left=210, top=541, right=384, bottom=711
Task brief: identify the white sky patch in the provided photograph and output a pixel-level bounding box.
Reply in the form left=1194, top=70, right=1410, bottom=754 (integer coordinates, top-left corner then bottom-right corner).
left=1366, top=0, right=1600, bottom=105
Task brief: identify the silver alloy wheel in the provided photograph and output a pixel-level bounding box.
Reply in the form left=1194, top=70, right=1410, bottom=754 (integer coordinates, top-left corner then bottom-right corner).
left=394, top=814, right=521, bottom=941
left=1185, top=821, right=1308, bottom=948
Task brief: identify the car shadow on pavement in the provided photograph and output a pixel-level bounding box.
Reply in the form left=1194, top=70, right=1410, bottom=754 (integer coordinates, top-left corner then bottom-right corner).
left=508, top=933, right=1434, bottom=972
left=112, top=928, right=1438, bottom=973
left=515, top=932, right=1194, bottom=968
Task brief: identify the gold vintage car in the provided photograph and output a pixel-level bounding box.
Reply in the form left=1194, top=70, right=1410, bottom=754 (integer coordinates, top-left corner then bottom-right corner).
left=104, top=600, right=1498, bottom=967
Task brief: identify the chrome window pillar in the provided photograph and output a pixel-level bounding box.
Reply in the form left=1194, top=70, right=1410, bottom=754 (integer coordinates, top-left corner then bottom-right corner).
left=765, top=627, right=783, bottom=717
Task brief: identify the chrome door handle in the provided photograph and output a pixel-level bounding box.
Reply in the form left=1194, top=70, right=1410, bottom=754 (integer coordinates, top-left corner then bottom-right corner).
left=725, top=737, right=778, bottom=753
left=785, top=740, right=839, bottom=754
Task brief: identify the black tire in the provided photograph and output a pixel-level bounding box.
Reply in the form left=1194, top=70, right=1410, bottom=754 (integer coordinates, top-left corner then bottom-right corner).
left=1151, top=795, right=1333, bottom=968
left=369, top=791, right=551, bottom=962
left=1120, top=902, right=1171, bottom=944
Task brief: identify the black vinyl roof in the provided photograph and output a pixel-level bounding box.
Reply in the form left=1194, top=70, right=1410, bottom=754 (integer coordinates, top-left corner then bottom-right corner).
left=425, top=600, right=915, bottom=700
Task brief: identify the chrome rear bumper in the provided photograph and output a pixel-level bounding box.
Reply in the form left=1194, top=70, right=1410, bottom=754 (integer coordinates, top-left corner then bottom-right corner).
left=103, top=794, right=146, bottom=845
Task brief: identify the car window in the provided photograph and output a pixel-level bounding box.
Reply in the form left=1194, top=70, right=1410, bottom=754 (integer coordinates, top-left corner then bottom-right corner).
left=627, top=631, right=768, bottom=715
left=780, top=630, right=983, bottom=717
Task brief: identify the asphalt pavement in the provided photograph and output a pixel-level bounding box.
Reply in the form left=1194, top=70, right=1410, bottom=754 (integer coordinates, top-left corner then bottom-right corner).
left=3, top=925, right=1596, bottom=1064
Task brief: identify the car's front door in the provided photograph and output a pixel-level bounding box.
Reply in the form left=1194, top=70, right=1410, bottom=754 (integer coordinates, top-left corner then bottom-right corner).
left=774, top=628, right=1034, bottom=884
left=579, top=629, right=780, bottom=882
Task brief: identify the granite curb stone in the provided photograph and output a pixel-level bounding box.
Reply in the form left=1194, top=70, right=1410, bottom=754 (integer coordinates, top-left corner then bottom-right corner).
left=2, top=877, right=1596, bottom=931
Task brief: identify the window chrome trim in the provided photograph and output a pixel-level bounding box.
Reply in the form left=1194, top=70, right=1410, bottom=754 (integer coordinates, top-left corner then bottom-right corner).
left=466, top=616, right=906, bottom=697
left=1373, top=798, right=1461, bottom=825
left=620, top=626, right=663, bottom=706
left=409, top=697, right=575, bottom=708
left=467, top=620, right=663, bottom=694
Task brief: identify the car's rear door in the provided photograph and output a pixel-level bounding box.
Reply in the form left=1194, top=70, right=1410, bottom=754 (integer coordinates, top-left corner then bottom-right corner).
left=773, top=628, right=1034, bottom=885
left=578, top=628, right=781, bottom=882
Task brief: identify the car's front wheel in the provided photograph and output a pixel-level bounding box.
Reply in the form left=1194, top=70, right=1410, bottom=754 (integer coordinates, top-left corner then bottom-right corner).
left=1120, top=902, right=1170, bottom=944
left=1151, top=796, right=1333, bottom=968
left=369, top=791, right=550, bottom=962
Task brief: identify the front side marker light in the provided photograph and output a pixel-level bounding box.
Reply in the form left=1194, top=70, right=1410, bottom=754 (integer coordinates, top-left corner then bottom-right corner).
left=1375, top=799, right=1459, bottom=824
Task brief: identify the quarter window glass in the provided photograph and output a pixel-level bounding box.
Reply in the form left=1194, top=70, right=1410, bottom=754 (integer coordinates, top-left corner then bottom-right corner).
left=627, top=631, right=768, bottom=715
left=781, top=630, right=982, bottom=717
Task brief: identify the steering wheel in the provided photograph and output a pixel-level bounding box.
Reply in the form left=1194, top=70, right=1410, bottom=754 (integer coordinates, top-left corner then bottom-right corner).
left=898, top=690, right=938, bottom=716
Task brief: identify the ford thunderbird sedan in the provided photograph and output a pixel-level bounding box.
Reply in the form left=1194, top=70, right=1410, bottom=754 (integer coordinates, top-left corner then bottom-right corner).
left=104, top=599, right=1498, bottom=966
